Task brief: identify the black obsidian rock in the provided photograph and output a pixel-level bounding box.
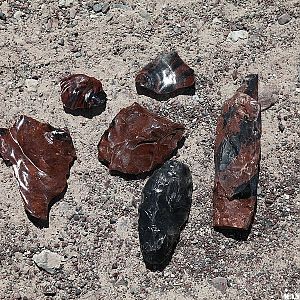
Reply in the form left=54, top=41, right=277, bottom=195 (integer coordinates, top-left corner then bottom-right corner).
left=135, top=51, right=195, bottom=101
left=138, top=160, right=193, bottom=270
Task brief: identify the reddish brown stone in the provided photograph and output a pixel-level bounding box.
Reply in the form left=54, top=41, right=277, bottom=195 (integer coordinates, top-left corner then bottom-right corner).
left=213, top=74, right=261, bottom=230
left=135, top=51, right=195, bottom=100
left=98, top=102, right=185, bottom=175
left=0, top=116, right=76, bottom=221
left=60, top=74, right=106, bottom=110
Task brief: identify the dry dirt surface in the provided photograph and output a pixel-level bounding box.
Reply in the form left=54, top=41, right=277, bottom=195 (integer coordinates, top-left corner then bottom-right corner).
left=0, top=0, right=299, bottom=299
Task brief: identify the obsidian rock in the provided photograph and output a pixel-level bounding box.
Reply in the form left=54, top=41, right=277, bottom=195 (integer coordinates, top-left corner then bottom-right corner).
left=0, top=116, right=76, bottom=221
left=138, top=160, right=193, bottom=270
left=135, top=51, right=195, bottom=100
left=60, top=74, right=107, bottom=116
left=98, top=102, right=185, bottom=175
left=213, top=74, right=261, bottom=231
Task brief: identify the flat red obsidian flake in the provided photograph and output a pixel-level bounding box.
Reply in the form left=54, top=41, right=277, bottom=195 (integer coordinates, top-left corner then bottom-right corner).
left=0, top=116, right=76, bottom=221
left=98, top=102, right=185, bottom=175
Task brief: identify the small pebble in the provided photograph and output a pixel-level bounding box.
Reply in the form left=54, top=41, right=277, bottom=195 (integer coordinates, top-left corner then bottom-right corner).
left=110, top=218, right=117, bottom=224
left=75, top=288, right=81, bottom=296
left=111, top=4, right=131, bottom=10
left=58, top=0, right=65, bottom=7
left=73, top=214, right=80, bottom=221
left=102, top=3, right=110, bottom=14
left=210, top=277, right=228, bottom=293
left=139, top=9, right=150, bottom=20
left=58, top=0, right=74, bottom=7
left=278, top=123, right=285, bottom=132
left=278, top=13, right=292, bottom=25
left=25, top=79, right=39, bottom=92
left=14, top=11, right=25, bottom=20
left=58, top=38, right=65, bottom=46
left=43, top=286, right=57, bottom=296
left=69, top=7, right=77, bottom=18
left=227, top=30, right=249, bottom=42
left=93, top=3, right=103, bottom=13
left=0, top=11, right=6, bottom=21
left=33, top=250, right=63, bottom=274
left=265, top=198, right=274, bottom=205
left=112, top=262, right=118, bottom=269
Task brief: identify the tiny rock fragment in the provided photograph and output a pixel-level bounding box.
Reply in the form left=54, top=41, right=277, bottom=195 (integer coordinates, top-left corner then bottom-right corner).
left=33, top=250, right=63, bottom=274
left=213, top=74, right=261, bottom=230
left=14, top=11, right=25, bottom=20
left=43, top=286, right=57, bottom=296
left=278, top=13, right=292, bottom=25
left=69, top=7, right=77, bottom=18
left=135, top=51, right=195, bottom=100
left=0, top=116, right=76, bottom=221
left=227, top=30, right=249, bottom=42
left=101, top=3, right=110, bottom=14
left=98, top=102, right=185, bottom=175
left=57, top=38, right=65, bottom=46
left=58, top=0, right=74, bottom=8
left=60, top=74, right=107, bottom=112
left=111, top=4, right=131, bottom=10
left=25, top=78, right=39, bottom=92
left=0, top=11, right=7, bottom=21
left=138, top=160, right=193, bottom=270
left=278, top=122, right=285, bottom=132
left=93, top=3, right=103, bottom=13
left=259, top=89, right=278, bottom=112
left=210, top=277, right=228, bottom=293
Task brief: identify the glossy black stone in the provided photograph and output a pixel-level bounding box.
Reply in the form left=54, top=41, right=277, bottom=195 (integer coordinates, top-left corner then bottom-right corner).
left=138, top=160, right=193, bottom=271
left=135, top=51, right=195, bottom=101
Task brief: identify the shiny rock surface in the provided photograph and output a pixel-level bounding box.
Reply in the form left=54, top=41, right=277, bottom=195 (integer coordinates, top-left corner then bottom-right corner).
left=138, top=160, right=193, bottom=270
left=98, top=102, right=185, bottom=175
left=213, top=74, right=261, bottom=230
left=135, top=51, right=195, bottom=100
left=60, top=74, right=107, bottom=110
left=0, top=116, right=76, bottom=221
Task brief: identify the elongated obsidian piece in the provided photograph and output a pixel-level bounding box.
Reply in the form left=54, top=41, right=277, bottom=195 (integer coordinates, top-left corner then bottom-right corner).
left=138, top=160, right=193, bottom=270
left=60, top=74, right=107, bottom=110
left=98, top=102, right=185, bottom=175
left=135, top=51, right=195, bottom=100
left=0, top=116, right=76, bottom=221
left=213, top=74, right=261, bottom=230
left=213, top=75, right=261, bottom=230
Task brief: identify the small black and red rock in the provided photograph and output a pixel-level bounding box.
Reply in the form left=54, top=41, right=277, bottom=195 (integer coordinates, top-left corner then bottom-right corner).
left=135, top=51, right=195, bottom=100
left=60, top=74, right=107, bottom=117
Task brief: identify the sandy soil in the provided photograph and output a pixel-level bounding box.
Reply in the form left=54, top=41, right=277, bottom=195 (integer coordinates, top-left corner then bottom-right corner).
left=0, top=0, right=299, bottom=299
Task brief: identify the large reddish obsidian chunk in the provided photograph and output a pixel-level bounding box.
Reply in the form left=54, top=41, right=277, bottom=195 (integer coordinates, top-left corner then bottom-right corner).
left=0, top=116, right=76, bottom=221
left=98, top=102, right=185, bottom=175
left=213, top=74, right=261, bottom=231
left=135, top=51, right=195, bottom=100
left=139, top=160, right=193, bottom=271
left=60, top=74, right=107, bottom=114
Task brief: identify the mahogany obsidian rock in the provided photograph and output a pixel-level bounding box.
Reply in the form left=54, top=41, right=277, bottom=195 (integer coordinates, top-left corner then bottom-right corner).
left=60, top=74, right=107, bottom=113
left=0, top=116, right=76, bottom=221
left=138, top=160, right=193, bottom=270
left=135, top=51, right=195, bottom=100
left=98, top=102, right=185, bottom=175
left=213, top=74, right=261, bottom=231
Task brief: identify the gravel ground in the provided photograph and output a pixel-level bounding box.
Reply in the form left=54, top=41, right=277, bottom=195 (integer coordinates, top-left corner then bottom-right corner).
left=0, top=0, right=299, bottom=299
